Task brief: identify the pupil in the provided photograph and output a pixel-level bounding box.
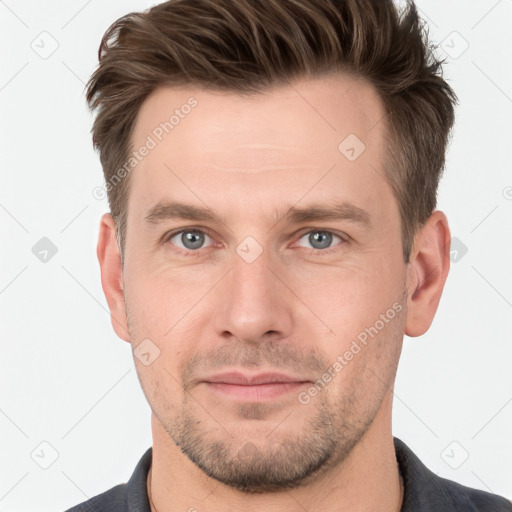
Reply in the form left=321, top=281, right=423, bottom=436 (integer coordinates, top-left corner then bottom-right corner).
left=182, top=231, right=204, bottom=250
left=310, top=231, right=332, bottom=249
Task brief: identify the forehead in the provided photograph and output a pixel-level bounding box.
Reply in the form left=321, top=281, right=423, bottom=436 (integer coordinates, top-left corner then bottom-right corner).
left=128, top=73, right=390, bottom=219
left=132, top=73, right=384, bottom=159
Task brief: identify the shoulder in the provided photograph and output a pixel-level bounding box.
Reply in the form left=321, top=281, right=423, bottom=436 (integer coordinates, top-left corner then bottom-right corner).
left=63, top=483, right=127, bottom=512
left=436, top=472, right=512, bottom=511
left=394, top=437, right=512, bottom=511
left=62, top=447, right=152, bottom=512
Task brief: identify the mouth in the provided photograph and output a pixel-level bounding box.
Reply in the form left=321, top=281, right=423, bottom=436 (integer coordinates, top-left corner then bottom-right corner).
left=202, top=371, right=311, bottom=401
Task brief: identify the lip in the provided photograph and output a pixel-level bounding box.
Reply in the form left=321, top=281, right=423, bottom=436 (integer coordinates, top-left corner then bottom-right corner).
left=203, top=371, right=309, bottom=386
left=202, top=372, right=310, bottom=401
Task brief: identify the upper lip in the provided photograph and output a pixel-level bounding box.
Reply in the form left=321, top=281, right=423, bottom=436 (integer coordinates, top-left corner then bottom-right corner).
left=203, top=371, right=310, bottom=386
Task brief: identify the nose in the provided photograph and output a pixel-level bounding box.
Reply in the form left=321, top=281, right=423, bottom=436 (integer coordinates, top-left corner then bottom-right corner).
left=213, top=246, right=293, bottom=344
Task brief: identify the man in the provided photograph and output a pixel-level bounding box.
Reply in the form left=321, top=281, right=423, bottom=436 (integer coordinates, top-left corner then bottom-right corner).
left=65, top=0, right=511, bottom=510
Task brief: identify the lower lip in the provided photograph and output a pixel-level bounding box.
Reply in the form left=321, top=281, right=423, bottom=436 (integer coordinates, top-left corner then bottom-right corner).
left=204, top=381, right=309, bottom=401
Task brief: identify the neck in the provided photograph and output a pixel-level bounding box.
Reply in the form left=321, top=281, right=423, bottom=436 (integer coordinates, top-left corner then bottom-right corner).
left=147, top=394, right=403, bottom=512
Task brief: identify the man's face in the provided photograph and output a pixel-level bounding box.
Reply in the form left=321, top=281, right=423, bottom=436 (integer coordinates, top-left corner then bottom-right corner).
left=122, top=73, right=409, bottom=492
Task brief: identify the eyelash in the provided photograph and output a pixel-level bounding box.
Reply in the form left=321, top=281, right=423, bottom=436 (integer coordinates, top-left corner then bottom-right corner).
left=162, top=228, right=348, bottom=256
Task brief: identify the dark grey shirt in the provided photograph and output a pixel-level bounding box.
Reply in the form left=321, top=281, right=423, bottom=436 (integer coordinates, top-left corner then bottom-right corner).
left=64, top=437, right=512, bottom=511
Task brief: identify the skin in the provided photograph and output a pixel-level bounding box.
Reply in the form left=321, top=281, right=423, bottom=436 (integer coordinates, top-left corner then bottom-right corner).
left=97, top=73, right=450, bottom=512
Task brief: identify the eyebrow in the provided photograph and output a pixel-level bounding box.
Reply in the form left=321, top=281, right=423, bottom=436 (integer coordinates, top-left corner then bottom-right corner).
left=144, top=201, right=371, bottom=228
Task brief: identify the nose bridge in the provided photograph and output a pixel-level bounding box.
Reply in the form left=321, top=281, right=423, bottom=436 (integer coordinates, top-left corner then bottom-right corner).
left=232, top=247, right=274, bottom=302
left=214, top=243, right=292, bottom=341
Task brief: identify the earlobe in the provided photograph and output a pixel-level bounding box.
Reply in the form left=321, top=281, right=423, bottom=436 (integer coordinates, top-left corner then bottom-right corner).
left=405, top=211, right=451, bottom=337
left=97, top=213, right=131, bottom=342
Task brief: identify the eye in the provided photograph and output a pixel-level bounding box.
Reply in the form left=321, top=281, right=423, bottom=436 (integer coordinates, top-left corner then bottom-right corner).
left=167, top=229, right=213, bottom=252
left=296, top=230, right=345, bottom=253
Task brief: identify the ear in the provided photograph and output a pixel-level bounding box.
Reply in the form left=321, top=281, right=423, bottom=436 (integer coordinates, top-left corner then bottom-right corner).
left=405, top=210, right=451, bottom=337
left=97, top=213, right=130, bottom=342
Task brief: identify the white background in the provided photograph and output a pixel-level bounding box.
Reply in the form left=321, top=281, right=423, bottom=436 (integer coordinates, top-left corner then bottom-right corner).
left=1, top=1, right=511, bottom=510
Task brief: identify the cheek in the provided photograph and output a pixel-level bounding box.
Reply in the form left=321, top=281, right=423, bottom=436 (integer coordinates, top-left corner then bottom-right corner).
left=292, top=257, right=404, bottom=339
left=125, top=268, right=206, bottom=334
left=134, top=357, right=181, bottom=417
left=125, top=273, right=207, bottom=372
left=322, top=302, right=405, bottom=410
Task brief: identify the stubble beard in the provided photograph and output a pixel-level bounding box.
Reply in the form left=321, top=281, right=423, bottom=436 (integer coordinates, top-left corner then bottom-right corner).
left=158, top=384, right=378, bottom=493
left=126, top=286, right=407, bottom=494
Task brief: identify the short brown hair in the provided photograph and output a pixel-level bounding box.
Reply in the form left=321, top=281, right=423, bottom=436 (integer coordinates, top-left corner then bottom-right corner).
left=86, top=0, right=457, bottom=263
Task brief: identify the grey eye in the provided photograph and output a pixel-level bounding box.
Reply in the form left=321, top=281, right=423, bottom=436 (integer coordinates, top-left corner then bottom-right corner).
left=297, top=231, right=342, bottom=250
left=170, top=230, right=211, bottom=250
